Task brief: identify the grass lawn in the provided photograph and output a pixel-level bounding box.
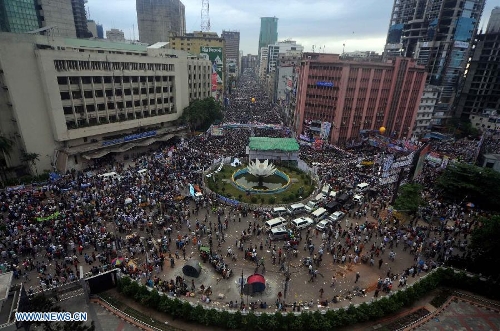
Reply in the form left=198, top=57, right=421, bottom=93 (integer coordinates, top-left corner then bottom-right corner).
left=205, top=164, right=316, bottom=205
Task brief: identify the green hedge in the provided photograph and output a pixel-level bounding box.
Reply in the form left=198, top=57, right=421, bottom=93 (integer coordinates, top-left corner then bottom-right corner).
left=114, top=268, right=500, bottom=331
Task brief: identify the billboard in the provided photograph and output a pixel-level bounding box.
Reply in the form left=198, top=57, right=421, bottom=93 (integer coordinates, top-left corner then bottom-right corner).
left=200, top=46, right=223, bottom=91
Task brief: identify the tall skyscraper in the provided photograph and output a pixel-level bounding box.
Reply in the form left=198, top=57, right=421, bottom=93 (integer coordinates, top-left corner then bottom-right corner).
left=384, top=0, right=486, bottom=104
left=39, top=0, right=77, bottom=37
left=258, top=17, right=278, bottom=60
left=71, top=0, right=90, bottom=38
left=0, top=0, right=89, bottom=38
left=0, top=0, right=40, bottom=33
left=136, top=0, right=186, bottom=44
left=455, top=7, right=500, bottom=119
left=221, top=31, right=240, bottom=62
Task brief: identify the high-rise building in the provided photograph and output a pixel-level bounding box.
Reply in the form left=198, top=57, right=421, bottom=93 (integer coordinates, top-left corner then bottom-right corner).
left=384, top=0, right=486, bottom=105
left=39, top=0, right=77, bottom=37
left=412, top=85, right=441, bottom=139
left=221, top=31, right=240, bottom=62
left=258, top=17, right=278, bottom=60
left=0, top=0, right=89, bottom=38
left=455, top=7, right=500, bottom=120
left=96, top=24, right=104, bottom=39
left=0, top=0, right=40, bottom=33
left=136, top=0, right=186, bottom=44
left=169, top=31, right=225, bottom=98
left=87, top=20, right=98, bottom=38
left=71, top=0, right=90, bottom=38
left=221, top=30, right=240, bottom=77
left=258, top=47, right=268, bottom=81
left=241, top=54, right=258, bottom=74
left=267, top=40, right=303, bottom=74
left=0, top=32, right=210, bottom=173
left=106, top=28, right=126, bottom=42
left=294, top=53, right=427, bottom=146
left=487, top=6, right=500, bottom=33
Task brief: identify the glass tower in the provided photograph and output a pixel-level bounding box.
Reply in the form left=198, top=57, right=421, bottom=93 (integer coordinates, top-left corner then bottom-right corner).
left=258, top=17, right=278, bottom=60
left=0, top=0, right=40, bottom=33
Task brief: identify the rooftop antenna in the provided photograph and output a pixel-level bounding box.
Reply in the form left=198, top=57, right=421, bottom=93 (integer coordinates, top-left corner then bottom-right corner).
left=343, top=43, right=345, bottom=55
left=201, top=0, right=211, bottom=31
left=312, top=45, right=315, bottom=53
left=133, top=24, right=135, bottom=41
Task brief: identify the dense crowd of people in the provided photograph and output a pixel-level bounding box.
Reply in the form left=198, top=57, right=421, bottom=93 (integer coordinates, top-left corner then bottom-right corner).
left=0, top=70, right=490, bottom=311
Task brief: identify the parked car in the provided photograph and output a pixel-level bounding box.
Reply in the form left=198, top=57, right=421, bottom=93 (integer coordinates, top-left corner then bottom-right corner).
left=304, top=200, right=319, bottom=213
left=316, top=219, right=331, bottom=232
left=328, top=211, right=346, bottom=222
left=291, top=217, right=314, bottom=230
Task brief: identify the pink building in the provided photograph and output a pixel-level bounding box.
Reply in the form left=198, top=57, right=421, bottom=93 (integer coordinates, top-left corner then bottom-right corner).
left=294, top=53, right=427, bottom=146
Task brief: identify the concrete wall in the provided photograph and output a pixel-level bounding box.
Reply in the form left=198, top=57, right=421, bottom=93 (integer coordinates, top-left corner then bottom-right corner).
left=39, top=0, right=77, bottom=38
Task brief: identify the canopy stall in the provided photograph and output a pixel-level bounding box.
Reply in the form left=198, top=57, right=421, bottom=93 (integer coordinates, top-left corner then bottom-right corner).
left=182, top=260, right=202, bottom=278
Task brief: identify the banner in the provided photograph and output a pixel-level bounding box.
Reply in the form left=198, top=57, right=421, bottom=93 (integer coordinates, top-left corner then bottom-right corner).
left=320, top=122, right=332, bottom=139
left=200, top=46, right=223, bottom=92
left=37, top=211, right=60, bottom=222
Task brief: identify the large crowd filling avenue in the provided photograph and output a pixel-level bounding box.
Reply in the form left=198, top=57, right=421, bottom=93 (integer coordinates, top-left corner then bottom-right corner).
left=0, top=69, right=496, bottom=311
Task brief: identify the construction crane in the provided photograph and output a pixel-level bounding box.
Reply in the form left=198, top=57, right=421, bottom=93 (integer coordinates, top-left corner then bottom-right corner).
left=201, top=0, right=211, bottom=32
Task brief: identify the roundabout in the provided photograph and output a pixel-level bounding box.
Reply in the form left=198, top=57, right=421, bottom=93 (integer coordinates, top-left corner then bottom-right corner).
left=205, top=162, right=315, bottom=204
left=232, top=159, right=291, bottom=194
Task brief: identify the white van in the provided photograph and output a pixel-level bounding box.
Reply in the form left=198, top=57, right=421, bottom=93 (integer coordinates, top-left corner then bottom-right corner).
left=271, top=207, right=288, bottom=217
left=304, top=200, right=319, bottom=213
left=321, top=184, right=330, bottom=195
left=291, top=217, right=314, bottom=230
left=311, top=207, right=328, bottom=222
left=98, top=172, right=121, bottom=181
left=287, top=203, right=306, bottom=216
left=265, top=217, right=288, bottom=232
left=356, top=182, right=369, bottom=192
left=314, top=193, right=326, bottom=202
left=353, top=194, right=364, bottom=204
left=329, top=190, right=337, bottom=198
left=269, top=227, right=290, bottom=241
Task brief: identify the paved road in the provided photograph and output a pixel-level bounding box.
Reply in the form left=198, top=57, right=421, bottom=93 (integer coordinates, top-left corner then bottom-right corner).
left=14, top=195, right=431, bottom=312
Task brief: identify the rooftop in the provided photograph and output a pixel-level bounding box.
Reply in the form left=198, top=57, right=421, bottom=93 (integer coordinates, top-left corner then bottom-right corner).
left=248, top=137, right=299, bottom=152
left=63, top=38, right=148, bottom=52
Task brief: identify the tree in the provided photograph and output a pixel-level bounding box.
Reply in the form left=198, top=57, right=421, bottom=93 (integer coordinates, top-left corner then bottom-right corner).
left=180, top=97, right=223, bottom=132
left=436, top=162, right=500, bottom=211
left=393, top=183, right=424, bottom=214
left=467, top=215, right=500, bottom=279
left=21, top=294, right=95, bottom=331
left=0, top=135, right=14, bottom=187
left=22, top=151, right=40, bottom=177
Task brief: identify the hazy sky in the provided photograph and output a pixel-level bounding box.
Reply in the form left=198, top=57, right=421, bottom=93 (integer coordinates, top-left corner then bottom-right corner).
left=87, top=0, right=496, bottom=55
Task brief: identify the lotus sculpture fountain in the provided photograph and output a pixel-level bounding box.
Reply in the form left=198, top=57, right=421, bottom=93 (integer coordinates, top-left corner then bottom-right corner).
left=247, top=159, right=277, bottom=187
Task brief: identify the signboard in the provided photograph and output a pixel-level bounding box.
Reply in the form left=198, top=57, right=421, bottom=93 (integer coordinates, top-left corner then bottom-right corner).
left=200, top=46, right=223, bottom=91
left=454, top=41, right=469, bottom=48
left=102, top=130, right=156, bottom=147
left=316, top=81, right=334, bottom=87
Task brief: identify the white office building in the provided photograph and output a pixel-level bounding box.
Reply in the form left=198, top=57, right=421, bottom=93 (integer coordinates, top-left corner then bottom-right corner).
left=412, top=85, right=441, bottom=139
left=0, top=33, right=211, bottom=173
left=266, top=40, right=303, bottom=74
